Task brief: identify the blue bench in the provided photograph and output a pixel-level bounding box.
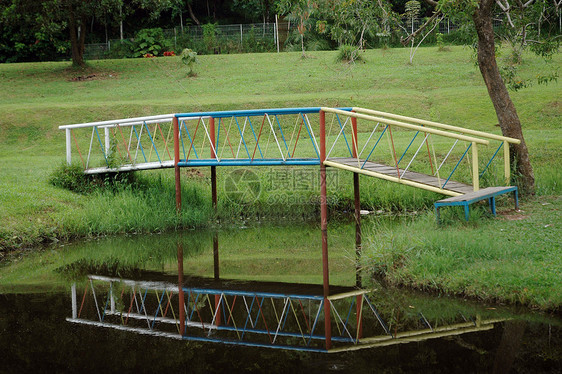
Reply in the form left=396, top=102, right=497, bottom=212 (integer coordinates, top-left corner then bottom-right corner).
left=434, top=186, right=518, bottom=223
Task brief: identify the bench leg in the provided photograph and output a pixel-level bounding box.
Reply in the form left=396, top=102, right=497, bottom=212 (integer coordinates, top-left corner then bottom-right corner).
left=435, top=206, right=441, bottom=225
left=464, top=205, right=470, bottom=221
left=514, top=189, right=519, bottom=210
left=490, top=196, right=496, bottom=216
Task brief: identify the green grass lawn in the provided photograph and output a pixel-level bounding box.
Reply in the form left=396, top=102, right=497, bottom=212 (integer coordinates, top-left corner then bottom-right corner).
left=0, top=46, right=560, bottom=309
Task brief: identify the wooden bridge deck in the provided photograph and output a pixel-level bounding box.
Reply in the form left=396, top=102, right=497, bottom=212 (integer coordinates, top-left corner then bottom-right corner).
left=325, top=157, right=474, bottom=196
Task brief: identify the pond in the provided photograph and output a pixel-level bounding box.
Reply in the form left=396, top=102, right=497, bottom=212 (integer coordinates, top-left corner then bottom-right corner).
left=1, top=220, right=560, bottom=373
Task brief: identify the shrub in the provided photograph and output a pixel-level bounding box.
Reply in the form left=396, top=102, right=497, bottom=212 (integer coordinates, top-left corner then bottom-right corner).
left=133, top=28, right=171, bottom=57
left=105, top=40, right=134, bottom=59
left=336, top=44, right=362, bottom=63
left=181, top=48, right=198, bottom=76
left=49, top=163, right=92, bottom=193
left=49, top=163, right=138, bottom=194
left=202, top=23, right=220, bottom=53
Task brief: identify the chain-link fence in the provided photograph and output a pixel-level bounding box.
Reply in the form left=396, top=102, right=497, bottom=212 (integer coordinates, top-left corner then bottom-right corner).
left=84, top=17, right=503, bottom=59
left=86, top=22, right=278, bottom=59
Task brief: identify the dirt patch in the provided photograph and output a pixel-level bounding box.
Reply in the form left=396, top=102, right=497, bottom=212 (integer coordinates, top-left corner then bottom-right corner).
left=499, top=210, right=529, bottom=221
left=69, top=72, right=118, bottom=82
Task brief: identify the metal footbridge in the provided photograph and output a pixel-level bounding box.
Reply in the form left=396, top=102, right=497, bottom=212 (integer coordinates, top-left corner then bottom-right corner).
left=60, top=106, right=520, bottom=198
left=68, top=274, right=503, bottom=353
left=60, top=106, right=520, bottom=350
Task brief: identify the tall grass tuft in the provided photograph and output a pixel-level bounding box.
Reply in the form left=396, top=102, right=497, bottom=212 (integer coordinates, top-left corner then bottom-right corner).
left=336, top=44, right=363, bottom=63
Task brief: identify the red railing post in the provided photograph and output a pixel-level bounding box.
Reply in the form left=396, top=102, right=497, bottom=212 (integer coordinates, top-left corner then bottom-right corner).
left=210, top=117, right=218, bottom=210
left=173, top=117, right=181, bottom=213
left=177, top=241, right=186, bottom=336
left=354, top=172, right=361, bottom=287
left=319, top=109, right=331, bottom=350
left=351, top=115, right=358, bottom=159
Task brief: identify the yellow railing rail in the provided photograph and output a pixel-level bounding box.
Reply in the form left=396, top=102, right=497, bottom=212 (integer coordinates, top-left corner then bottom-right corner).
left=351, top=107, right=518, bottom=187
left=320, top=107, right=513, bottom=193
left=352, top=107, right=521, bottom=144
left=321, top=108, right=490, bottom=146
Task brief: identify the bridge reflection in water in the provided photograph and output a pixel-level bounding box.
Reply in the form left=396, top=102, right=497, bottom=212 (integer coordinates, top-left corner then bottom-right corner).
left=67, top=235, right=502, bottom=353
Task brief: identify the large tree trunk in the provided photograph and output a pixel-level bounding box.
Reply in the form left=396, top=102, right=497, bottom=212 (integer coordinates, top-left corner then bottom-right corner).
left=68, top=4, right=86, bottom=67
left=473, top=0, right=535, bottom=193
left=187, top=1, right=200, bottom=25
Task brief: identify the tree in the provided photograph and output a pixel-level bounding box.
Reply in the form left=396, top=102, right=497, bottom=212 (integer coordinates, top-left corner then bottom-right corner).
left=278, top=0, right=316, bottom=57
left=420, top=0, right=542, bottom=193
left=400, top=0, right=443, bottom=63
left=231, top=0, right=278, bottom=23
left=0, top=1, right=68, bottom=62
left=324, top=0, right=392, bottom=49
left=4, top=0, right=122, bottom=67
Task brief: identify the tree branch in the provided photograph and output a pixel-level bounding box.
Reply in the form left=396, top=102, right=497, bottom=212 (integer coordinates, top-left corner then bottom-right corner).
left=400, top=10, right=442, bottom=46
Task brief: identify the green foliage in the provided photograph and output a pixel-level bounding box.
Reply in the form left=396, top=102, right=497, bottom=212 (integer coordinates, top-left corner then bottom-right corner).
left=336, top=44, right=362, bottom=63
left=500, top=64, right=529, bottom=91
left=133, top=28, right=171, bottom=57
left=436, top=32, right=451, bottom=52
left=242, top=25, right=276, bottom=53
left=529, top=38, right=560, bottom=61
left=181, top=48, right=197, bottom=75
left=404, top=0, right=421, bottom=20
left=202, top=23, right=219, bottom=52
left=48, top=163, right=92, bottom=194
left=0, top=0, right=70, bottom=63
left=105, top=40, right=134, bottom=59
left=48, top=162, right=138, bottom=194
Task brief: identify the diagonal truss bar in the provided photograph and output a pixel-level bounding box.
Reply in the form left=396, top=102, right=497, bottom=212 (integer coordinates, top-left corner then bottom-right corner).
left=479, top=142, right=503, bottom=178
left=361, top=125, right=388, bottom=169
left=442, top=143, right=472, bottom=189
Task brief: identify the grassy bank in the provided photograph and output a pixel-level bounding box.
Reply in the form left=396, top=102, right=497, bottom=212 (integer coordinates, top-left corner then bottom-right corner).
left=1, top=46, right=559, bottom=252
left=364, top=195, right=561, bottom=310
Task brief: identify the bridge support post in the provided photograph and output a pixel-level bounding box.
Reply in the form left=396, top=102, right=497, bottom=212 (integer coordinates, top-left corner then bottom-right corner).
left=210, top=117, right=218, bottom=210
left=209, top=116, right=221, bottom=326
left=319, top=110, right=331, bottom=350
left=354, top=172, right=362, bottom=287
left=213, top=231, right=221, bottom=326
left=65, top=129, right=72, bottom=165
left=351, top=112, right=362, bottom=288
left=173, top=117, right=182, bottom=213
left=177, top=241, right=186, bottom=336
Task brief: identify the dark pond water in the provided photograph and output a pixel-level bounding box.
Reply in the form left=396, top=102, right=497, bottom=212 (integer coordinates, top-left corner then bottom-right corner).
left=1, top=222, right=561, bottom=373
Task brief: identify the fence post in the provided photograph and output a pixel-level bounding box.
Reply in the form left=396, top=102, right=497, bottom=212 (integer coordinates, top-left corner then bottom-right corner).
left=66, top=129, right=72, bottom=165
left=240, top=24, right=243, bottom=44
left=275, top=15, right=280, bottom=53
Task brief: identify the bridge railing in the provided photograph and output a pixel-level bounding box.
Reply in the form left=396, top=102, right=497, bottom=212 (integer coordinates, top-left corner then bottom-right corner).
left=172, top=108, right=346, bottom=167
left=59, top=107, right=520, bottom=194
left=352, top=107, right=521, bottom=186
left=59, top=114, right=176, bottom=174
left=67, top=275, right=501, bottom=352
left=59, top=108, right=353, bottom=173
left=320, top=107, right=520, bottom=195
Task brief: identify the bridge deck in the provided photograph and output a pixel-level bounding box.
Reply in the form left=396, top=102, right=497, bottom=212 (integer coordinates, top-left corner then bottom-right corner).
left=325, top=157, right=474, bottom=196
